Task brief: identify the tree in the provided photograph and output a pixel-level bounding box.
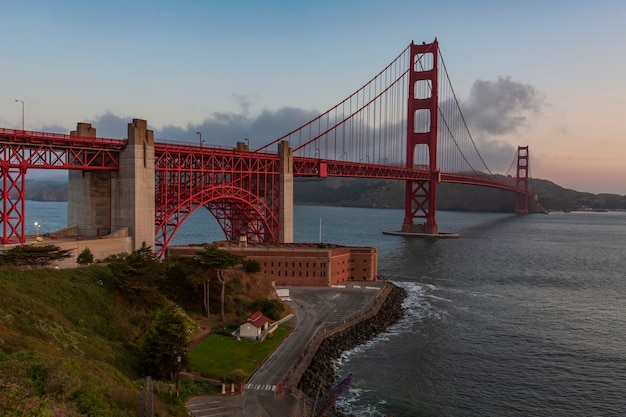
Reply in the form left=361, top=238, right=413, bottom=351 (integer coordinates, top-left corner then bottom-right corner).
left=195, top=246, right=243, bottom=322
left=141, top=306, right=189, bottom=379
left=76, top=248, right=94, bottom=265
left=0, top=244, right=72, bottom=269
left=107, top=243, right=164, bottom=306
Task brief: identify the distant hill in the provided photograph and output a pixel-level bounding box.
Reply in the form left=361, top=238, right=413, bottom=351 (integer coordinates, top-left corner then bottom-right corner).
left=25, top=179, right=68, bottom=201
left=294, top=177, right=626, bottom=212
left=24, top=177, right=626, bottom=211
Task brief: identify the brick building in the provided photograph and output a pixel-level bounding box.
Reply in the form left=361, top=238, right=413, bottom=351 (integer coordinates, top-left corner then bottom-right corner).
left=167, top=242, right=377, bottom=287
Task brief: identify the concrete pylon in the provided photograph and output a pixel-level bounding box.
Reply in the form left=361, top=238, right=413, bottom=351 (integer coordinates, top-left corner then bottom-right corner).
left=278, top=140, right=293, bottom=243
left=111, top=119, right=155, bottom=251
left=68, top=123, right=113, bottom=237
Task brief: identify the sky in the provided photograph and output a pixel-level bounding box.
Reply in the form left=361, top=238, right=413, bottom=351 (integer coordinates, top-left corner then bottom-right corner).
left=2, top=0, right=625, bottom=194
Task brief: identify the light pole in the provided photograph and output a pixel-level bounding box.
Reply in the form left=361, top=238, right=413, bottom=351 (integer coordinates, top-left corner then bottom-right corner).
left=15, top=99, right=24, bottom=130
left=175, top=353, right=182, bottom=397
left=196, top=131, right=204, bottom=147
left=34, top=221, right=41, bottom=242
left=244, top=137, right=249, bottom=149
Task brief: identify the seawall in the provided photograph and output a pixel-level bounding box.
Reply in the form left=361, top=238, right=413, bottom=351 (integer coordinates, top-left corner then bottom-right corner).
left=291, top=282, right=407, bottom=399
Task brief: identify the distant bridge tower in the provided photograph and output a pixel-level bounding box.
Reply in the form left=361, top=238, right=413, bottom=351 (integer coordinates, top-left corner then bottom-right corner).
left=515, top=146, right=530, bottom=213
left=402, top=40, right=440, bottom=235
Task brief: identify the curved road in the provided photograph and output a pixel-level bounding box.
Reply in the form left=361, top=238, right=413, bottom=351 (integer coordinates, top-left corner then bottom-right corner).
left=187, top=282, right=385, bottom=417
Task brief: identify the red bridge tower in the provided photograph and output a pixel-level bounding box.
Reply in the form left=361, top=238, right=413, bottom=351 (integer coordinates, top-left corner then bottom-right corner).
left=402, top=40, right=441, bottom=235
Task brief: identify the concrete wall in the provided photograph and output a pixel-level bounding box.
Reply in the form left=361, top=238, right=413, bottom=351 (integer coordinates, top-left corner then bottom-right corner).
left=8, top=234, right=133, bottom=269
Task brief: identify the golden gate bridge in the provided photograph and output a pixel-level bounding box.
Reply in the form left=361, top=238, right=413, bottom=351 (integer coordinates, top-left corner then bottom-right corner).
left=0, top=40, right=530, bottom=258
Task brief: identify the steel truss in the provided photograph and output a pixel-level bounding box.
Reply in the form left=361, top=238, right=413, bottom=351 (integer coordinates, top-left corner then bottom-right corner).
left=154, top=145, right=282, bottom=257
left=0, top=128, right=123, bottom=243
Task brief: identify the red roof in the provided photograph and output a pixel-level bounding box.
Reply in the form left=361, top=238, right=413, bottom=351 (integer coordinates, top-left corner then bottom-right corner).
left=247, top=311, right=270, bottom=328
left=249, top=311, right=264, bottom=321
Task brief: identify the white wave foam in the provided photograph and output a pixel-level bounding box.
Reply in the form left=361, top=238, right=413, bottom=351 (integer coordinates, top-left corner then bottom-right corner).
left=335, top=280, right=443, bottom=366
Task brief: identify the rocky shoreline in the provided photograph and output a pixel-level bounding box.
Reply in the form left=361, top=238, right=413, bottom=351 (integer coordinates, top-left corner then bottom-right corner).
left=297, top=283, right=407, bottom=413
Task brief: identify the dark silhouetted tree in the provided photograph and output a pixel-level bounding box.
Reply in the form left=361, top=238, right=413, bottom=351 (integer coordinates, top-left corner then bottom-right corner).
left=107, top=243, right=164, bottom=306
left=141, top=306, right=189, bottom=379
left=0, top=244, right=72, bottom=269
left=195, top=246, right=243, bottom=322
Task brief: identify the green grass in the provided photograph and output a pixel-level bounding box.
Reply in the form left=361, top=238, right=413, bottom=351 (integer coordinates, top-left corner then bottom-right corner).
left=188, top=325, right=291, bottom=378
left=0, top=265, right=193, bottom=416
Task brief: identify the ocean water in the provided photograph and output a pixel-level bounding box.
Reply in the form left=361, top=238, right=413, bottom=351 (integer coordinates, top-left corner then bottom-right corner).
left=24, top=202, right=626, bottom=416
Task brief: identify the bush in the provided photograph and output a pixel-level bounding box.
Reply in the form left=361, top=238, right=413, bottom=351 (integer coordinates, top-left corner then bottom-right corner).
left=212, top=326, right=234, bottom=337
left=248, top=299, right=285, bottom=321
left=77, top=248, right=94, bottom=265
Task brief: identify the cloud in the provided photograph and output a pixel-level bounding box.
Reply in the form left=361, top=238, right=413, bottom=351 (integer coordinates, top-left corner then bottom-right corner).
left=84, top=106, right=320, bottom=149
left=462, top=76, right=544, bottom=136
left=87, top=112, right=130, bottom=138
left=38, top=123, right=70, bottom=135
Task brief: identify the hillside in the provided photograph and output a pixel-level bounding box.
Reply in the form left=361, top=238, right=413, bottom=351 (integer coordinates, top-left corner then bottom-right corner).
left=294, top=177, right=626, bottom=212
left=0, top=261, right=278, bottom=416
left=25, top=179, right=68, bottom=201
left=0, top=265, right=185, bottom=416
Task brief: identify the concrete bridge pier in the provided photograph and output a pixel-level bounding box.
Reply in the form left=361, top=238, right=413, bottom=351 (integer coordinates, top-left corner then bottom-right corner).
left=68, top=119, right=155, bottom=252
left=68, top=123, right=113, bottom=238
left=111, top=119, right=155, bottom=251
left=279, top=140, right=293, bottom=243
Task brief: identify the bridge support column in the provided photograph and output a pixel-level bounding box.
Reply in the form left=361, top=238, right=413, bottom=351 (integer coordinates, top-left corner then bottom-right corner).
left=111, top=119, right=155, bottom=251
left=279, top=140, right=293, bottom=243
left=515, top=146, right=530, bottom=214
left=68, top=123, right=112, bottom=237
left=401, top=40, right=442, bottom=236
left=0, top=165, right=26, bottom=244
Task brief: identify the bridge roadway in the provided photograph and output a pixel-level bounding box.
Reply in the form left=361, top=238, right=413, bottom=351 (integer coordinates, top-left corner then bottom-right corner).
left=186, top=281, right=387, bottom=417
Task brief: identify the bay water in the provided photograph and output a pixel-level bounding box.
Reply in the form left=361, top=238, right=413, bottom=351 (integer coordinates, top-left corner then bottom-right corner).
left=25, top=201, right=626, bottom=416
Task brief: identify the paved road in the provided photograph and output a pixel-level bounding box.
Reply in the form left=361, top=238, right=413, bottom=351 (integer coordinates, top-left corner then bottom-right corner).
left=187, top=282, right=386, bottom=417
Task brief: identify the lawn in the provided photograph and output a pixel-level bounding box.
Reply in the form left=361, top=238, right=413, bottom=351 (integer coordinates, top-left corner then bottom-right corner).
left=188, top=325, right=291, bottom=379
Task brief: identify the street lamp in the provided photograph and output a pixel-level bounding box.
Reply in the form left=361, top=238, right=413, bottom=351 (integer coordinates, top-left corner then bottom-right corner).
left=175, top=354, right=182, bottom=397
left=15, top=99, right=24, bottom=130
left=34, top=221, right=41, bottom=242
left=244, top=138, right=249, bottom=149
left=196, top=131, right=204, bottom=147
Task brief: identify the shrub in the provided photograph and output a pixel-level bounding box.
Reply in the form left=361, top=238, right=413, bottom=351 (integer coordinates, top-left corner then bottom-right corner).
left=76, top=248, right=94, bottom=265
left=248, top=299, right=285, bottom=321
left=0, top=244, right=72, bottom=269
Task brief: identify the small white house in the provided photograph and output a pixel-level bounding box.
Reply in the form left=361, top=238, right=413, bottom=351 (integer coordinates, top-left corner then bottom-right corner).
left=239, top=311, right=271, bottom=340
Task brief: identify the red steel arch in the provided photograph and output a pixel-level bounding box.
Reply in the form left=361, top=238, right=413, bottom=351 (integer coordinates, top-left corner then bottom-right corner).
left=154, top=184, right=280, bottom=254
left=153, top=144, right=283, bottom=257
